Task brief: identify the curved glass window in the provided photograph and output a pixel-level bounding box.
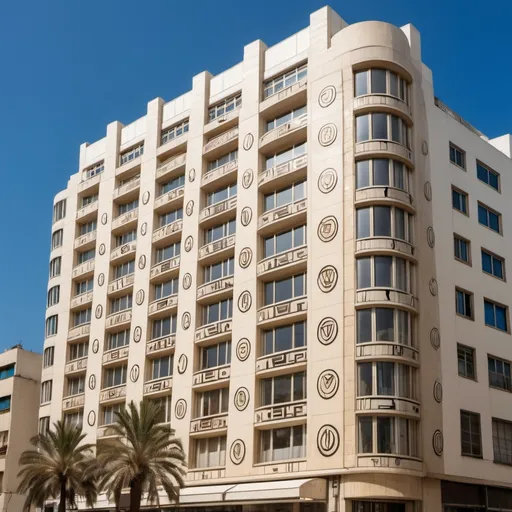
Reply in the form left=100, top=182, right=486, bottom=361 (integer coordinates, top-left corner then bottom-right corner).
left=354, top=68, right=409, bottom=103
left=356, top=308, right=414, bottom=346
left=356, top=159, right=409, bottom=191
left=356, top=256, right=413, bottom=293
left=355, top=113, right=409, bottom=147
left=356, top=206, right=413, bottom=243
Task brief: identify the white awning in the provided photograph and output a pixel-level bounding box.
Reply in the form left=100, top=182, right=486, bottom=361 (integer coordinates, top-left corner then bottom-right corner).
left=180, top=478, right=327, bottom=505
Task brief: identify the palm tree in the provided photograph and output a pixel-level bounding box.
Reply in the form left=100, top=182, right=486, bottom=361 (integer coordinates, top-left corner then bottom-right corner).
left=17, top=420, right=98, bottom=512
left=98, top=400, right=186, bottom=512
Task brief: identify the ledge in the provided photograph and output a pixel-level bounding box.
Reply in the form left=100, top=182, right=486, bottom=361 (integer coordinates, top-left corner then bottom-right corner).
left=203, top=127, right=239, bottom=159
left=257, top=246, right=307, bottom=280
left=150, top=256, right=181, bottom=282
left=355, top=237, right=415, bottom=261
left=254, top=400, right=307, bottom=426
left=99, top=384, right=127, bottom=404
left=105, top=310, right=132, bottom=330
left=64, top=357, right=87, bottom=375
left=356, top=342, right=419, bottom=366
left=258, top=154, right=307, bottom=193
left=190, top=413, right=228, bottom=436
left=353, top=94, right=413, bottom=124
left=258, top=199, right=307, bottom=236
left=196, top=277, right=234, bottom=303
left=102, top=346, right=129, bottom=366
left=110, top=241, right=137, bottom=264
left=62, top=394, right=85, bottom=411
left=198, top=235, right=236, bottom=264
left=154, top=187, right=185, bottom=212
left=195, top=319, right=232, bottom=345
left=148, top=295, right=178, bottom=317
left=355, top=141, right=413, bottom=168
left=355, top=289, right=418, bottom=313
left=76, top=201, right=98, bottom=221
left=355, top=187, right=414, bottom=213
left=143, top=377, right=173, bottom=397
left=257, top=297, right=307, bottom=328
left=146, top=335, right=176, bottom=356
left=156, top=153, right=187, bottom=181
left=260, top=78, right=307, bottom=116
left=256, top=347, right=307, bottom=375
left=192, top=365, right=230, bottom=390
left=259, top=114, right=307, bottom=154
left=198, top=197, right=237, bottom=228
left=355, top=396, right=420, bottom=418
left=152, top=219, right=183, bottom=246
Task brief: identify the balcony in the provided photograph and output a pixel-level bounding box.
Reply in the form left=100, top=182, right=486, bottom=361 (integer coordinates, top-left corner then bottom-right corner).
left=190, top=412, right=228, bottom=436
left=259, top=113, right=307, bottom=154
left=255, top=347, right=307, bottom=375
left=70, top=291, right=93, bottom=310
left=105, top=310, right=132, bottom=330
left=143, top=376, right=173, bottom=397
left=204, top=107, right=240, bottom=137
left=113, top=177, right=140, bottom=202
left=152, top=219, right=183, bottom=247
left=355, top=397, right=420, bottom=419
left=111, top=209, right=138, bottom=234
left=102, top=346, right=129, bottom=366
left=149, top=256, right=180, bottom=282
left=115, top=154, right=142, bottom=179
left=77, top=174, right=101, bottom=195
left=199, top=197, right=237, bottom=228
left=254, top=399, right=307, bottom=426
left=198, top=235, right=236, bottom=265
left=260, top=77, right=307, bottom=116
left=157, top=131, right=188, bottom=160
left=203, top=127, right=239, bottom=160
left=72, top=260, right=95, bottom=279
left=62, top=393, right=85, bottom=412
left=355, top=289, right=418, bottom=313
left=110, top=241, right=137, bottom=264
left=355, top=342, right=419, bottom=366
left=196, top=277, right=234, bottom=304
left=356, top=454, right=422, bottom=472
left=154, top=186, right=185, bottom=213
left=156, top=153, right=187, bottom=182
left=257, top=297, right=307, bottom=329
left=67, top=323, right=91, bottom=342
left=192, top=365, right=230, bottom=390
left=355, top=187, right=414, bottom=213
left=148, top=295, right=178, bottom=318
left=202, top=160, right=238, bottom=191
left=107, top=274, right=134, bottom=296
left=99, top=384, right=127, bottom=404
left=258, top=198, right=307, bottom=236
left=355, top=141, right=413, bottom=168
left=64, top=357, right=88, bottom=375
left=195, top=319, right=232, bottom=345
left=74, top=231, right=97, bottom=251
left=76, top=201, right=98, bottom=221
left=259, top=154, right=308, bottom=193
left=354, top=237, right=415, bottom=261
left=353, top=94, right=413, bottom=124
left=146, top=335, right=176, bottom=356
left=97, top=425, right=119, bottom=439
left=257, top=246, right=307, bottom=281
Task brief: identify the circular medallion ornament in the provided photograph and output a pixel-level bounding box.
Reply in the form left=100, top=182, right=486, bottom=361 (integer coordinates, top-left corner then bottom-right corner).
left=88, top=374, right=96, bottom=390
left=317, top=425, right=340, bottom=457
left=319, top=85, right=336, bottom=108
left=433, top=380, right=443, bottom=403
left=101, top=213, right=108, bottom=225
left=95, top=305, right=103, bottom=319
left=424, top=181, right=432, bottom=201
left=188, top=168, right=196, bottom=182
left=317, top=265, right=338, bottom=293
left=242, top=169, right=254, bottom=189
left=182, top=312, right=191, bottom=330
left=240, top=207, right=252, bottom=227
left=177, top=354, right=188, bottom=374
left=243, top=133, right=254, bottom=151
left=317, top=370, right=340, bottom=400
left=92, top=339, right=99, bottom=354
left=422, top=140, right=429, bottom=155
left=237, top=291, right=252, bottom=313
left=317, top=216, right=338, bottom=243
left=236, top=338, right=251, bottom=362
left=98, top=243, right=106, bottom=255
left=87, top=411, right=96, bottom=427
left=234, top=387, right=250, bottom=411
left=130, top=365, right=140, bottom=383
left=136, top=290, right=145, bottom=305
left=433, top=430, right=444, bottom=456
left=317, top=317, right=338, bottom=345
left=186, top=200, right=194, bottom=216
left=133, top=326, right=142, bottom=343
left=318, top=168, right=338, bottom=194
left=182, top=273, right=192, bottom=290
left=427, top=226, right=435, bottom=248
left=430, top=327, right=440, bottom=350
left=141, top=222, right=147, bottom=236
left=184, top=236, right=194, bottom=253
left=318, top=123, right=338, bottom=147
left=230, top=439, right=246, bottom=465
left=138, top=255, right=146, bottom=270
left=238, top=247, right=253, bottom=269
left=142, top=191, right=150, bottom=205
left=429, top=278, right=438, bottom=296
left=98, top=273, right=105, bottom=287
left=175, top=399, right=187, bottom=420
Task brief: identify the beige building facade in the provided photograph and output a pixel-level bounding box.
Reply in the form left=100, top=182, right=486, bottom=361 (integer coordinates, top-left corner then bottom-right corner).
left=0, top=346, right=41, bottom=511
left=40, top=6, right=512, bottom=511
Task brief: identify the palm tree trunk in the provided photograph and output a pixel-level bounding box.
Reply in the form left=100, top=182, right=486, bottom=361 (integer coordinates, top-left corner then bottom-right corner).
left=129, top=478, right=142, bottom=512
left=58, top=477, right=66, bottom=512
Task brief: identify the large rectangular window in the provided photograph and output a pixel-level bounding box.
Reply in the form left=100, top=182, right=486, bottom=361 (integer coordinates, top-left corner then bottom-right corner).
left=151, top=315, right=177, bottom=340
left=103, top=365, right=127, bottom=389
left=66, top=376, right=85, bottom=397
left=194, top=436, right=226, bottom=468
left=264, top=64, right=307, bottom=98
left=64, top=410, right=83, bottom=429
left=115, top=230, right=136, bottom=247
left=106, top=330, right=130, bottom=351
left=69, top=342, right=88, bottom=361
left=455, top=288, right=473, bottom=319
left=484, top=299, right=508, bottom=332
left=355, top=113, right=409, bottom=147
left=53, top=200, right=66, bottom=223
left=356, top=206, right=413, bottom=243
left=160, top=174, right=185, bottom=195
left=481, top=249, right=504, bottom=280
left=156, top=242, right=181, bottom=263
left=261, top=372, right=306, bottom=406
left=75, top=278, right=93, bottom=296
left=77, top=249, right=95, bottom=265
left=51, top=229, right=63, bottom=249
left=356, top=308, right=413, bottom=346
left=83, top=161, right=104, bottom=180
left=460, top=410, right=482, bottom=458
left=45, top=315, right=58, bottom=337
left=150, top=355, right=173, bottom=381
left=356, top=255, right=412, bottom=293
left=40, top=381, right=52, bottom=404
left=0, top=365, right=15, bottom=380
left=119, top=143, right=144, bottom=165
left=148, top=396, right=172, bottom=424
left=161, top=119, right=189, bottom=145
left=354, top=68, right=408, bottom=103
left=203, top=258, right=234, bottom=284
left=453, top=234, right=470, bottom=264
left=118, top=199, right=139, bottom=216
left=264, top=225, right=306, bottom=259
left=356, top=159, right=409, bottom=192
left=206, top=183, right=237, bottom=206
left=201, top=341, right=231, bottom=370
left=263, top=180, right=306, bottom=212
left=101, top=403, right=125, bottom=425
left=452, top=187, right=468, bottom=215
left=207, top=150, right=238, bottom=172
left=195, top=388, right=229, bottom=417
left=457, top=344, right=475, bottom=380
left=449, top=143, right=466, bottom=169
left=110, top=294, right=133, bottom=314
left=357, top=362, right=416, bottom=399
left=78, top=220, right=97, bottom=236
left=0, top=396, right=11, bottom=413
left=73, top=308, right=91, bottom=327
left=493, top=418, right=512, bottom=465
left=159, top=208, right=183, bottom=227
left=264, top=272, right=306, bottom=306
left=205, top=220, right=236, bottom=244
left=488, top=355, right=511, bottom=391
left=154, top=278, right=179, bottom=300
left=262, top=321, right=306, bottom=356
left=477, top=161, right=500, bottom=191
left=113, top=260, right=135, bottom=280
left=478, top=203, right=501, bottom=233
left=43, top=347, right=54, bottom=368
left=208, top=93, right=241, bottom=122
left=266, top=105, right=306, bottom=132
left=49, top=257, right=61, bottom=278
left=260, top=425, right=306, bottom=462
left=202, top=299, right=233, bottom=325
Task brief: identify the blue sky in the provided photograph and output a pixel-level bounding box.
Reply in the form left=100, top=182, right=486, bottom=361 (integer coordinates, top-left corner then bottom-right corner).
left=0, top=0, right=509, bottom=353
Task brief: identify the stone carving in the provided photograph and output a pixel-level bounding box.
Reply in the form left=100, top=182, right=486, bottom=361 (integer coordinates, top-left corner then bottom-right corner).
left=317, top=265, right=338, bottom=293
left=95, top=305, right=103, bottom=319
left=427, top=226, right=435, bottom=248
left=237, top=291, right=252, bottom=313
left=177, top=354, right=188, bottom=374
left=92, top=339, right=99, bottom=353
left=188, top=168, right=196, bottom=182
left=182, top=273, right=192, bottom=290
left=130, top=364, right=140, bottom=383
left=258, top=247, right=307, bottom=276
left=317, top=369, right=339, bottom=400
left=238, top=247, right=253, bottom=269
left=236, top=338, right=251, bottom=362
left=319, top=85, right=336, bottom=108
left=204, top=127, right=238, bottom=153
left=243, top=133, right=254, bottom=151
left=195, top=319, right=232, bottom=343
left=101, top=213, right=108, bottom=225
left=433, top=430, right=443, bottom=455
left=317, top=317, right=338, bottom=345
left=99, top=243, right=106, bottom=255
left=255, top=402, right=306, bottom=424
left=87, top=410, right=96, bottom=427
left=184, top=236, right=194, bottom=252
left=98, top=273, right=105, bottom=286
left=144, top=377, right=172, bottom=396
left=242, top=169, right=254, bottom=189
left=175, top=399, right=187, bottom=419
left=198, top=234, right=236, bottom=260
left=429, top=278, right=438, bottom=296
left=150, top=256, right=180, bottom=279
left=234, top=387, right=250, bottom=411
left=136, top=289, right=145, bottom=305
left=318, top=168, right=337, bottom=194
left=258, top=298, right=307, bottom=324
left=256, top=348, right=306, bottom=372
left=433, top=380, right=443, bottom=403
left=186, top=200, right=194, bottom=216
left=430, top=327, right=440, bottom=349
left=142, top=191, right=150, bottom=205
left=230, top=439, right=246, bottom=465
left=138, top=255, right=146, bottom=270
left=133, top=326, right=142, bottom=343
left=318, top=123, right=337, bottom=147
left=88, top=374, right=96, bottom=390
left=258, top=199, right=306, bottom=230
left=182, top=312, right=191, bottom=330
left=193, top=365, right=230, bottom=387
left=318, top=216, right=338, bottom=243
left=317, top=425, right=340, bottom=457
left=141, top=222, right=147, bottom=236
left=146, top=335, right=175, bottom=355
left=424, top=182, right=432, bottom=201
left=422, top=140, right=429, bottom=155
left=240, top=207, right=252, bottom=227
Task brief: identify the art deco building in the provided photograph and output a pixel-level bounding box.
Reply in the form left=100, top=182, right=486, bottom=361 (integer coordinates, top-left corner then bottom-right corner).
left=40, top=5, right=512, bottom=511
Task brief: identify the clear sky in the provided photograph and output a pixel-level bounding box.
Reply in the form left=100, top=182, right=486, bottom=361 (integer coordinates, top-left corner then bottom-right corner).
left=0, top=0, right=509, bottom=353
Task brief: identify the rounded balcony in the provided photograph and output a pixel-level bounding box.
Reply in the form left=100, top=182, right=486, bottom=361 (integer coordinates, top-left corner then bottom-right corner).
left=156, top=153, right=187, bottom=182
left=149, top=256, right=181, bottom=283
left=258, top=153, right=307, bottom=193
left=146, top=334, right=176, bottom=357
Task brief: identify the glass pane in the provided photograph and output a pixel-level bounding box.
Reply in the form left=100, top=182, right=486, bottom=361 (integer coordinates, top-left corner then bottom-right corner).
left=357, top=258, right=371, bottom=289
left=389, top=72, right=399, bottom=97
left=374, top=207, right=391, bottom=236
left=275, top=325, right=293, bottom=352
left=356, top=208, right=370, bottom=239
left=372, top=113, right=388, bottom=140
left=485, top=301, right=495, bottom=326
left=358, top=417, right=373, bottom=453
left=355, top=71, right=368, bottom=97
left=356, top=160, right=370, bottom=189
left=357, top=309, right=372, bottom=343
left=371, top=69, right=387, bottom=94
left=276, top=230, right=293, bottom=255
left=395, top=209, right=405, bottom=240
left=377, top=362, right=394, bottom=395
left=358, top=363, right=373, bottom=396
left=373, top=159, right=389, bottom=186
left=356, top=115, right=370, bottom=142
left=377, top=417, right=394, bottom=453
left=395, top=258, right=407, bottom=291
left=482, top=252, right=493, bottom=274
left=275, top=277, right=293, bottom=303
left=374, top=256, right=392, bottom=287
left=376, top=308, right=394, bottom=341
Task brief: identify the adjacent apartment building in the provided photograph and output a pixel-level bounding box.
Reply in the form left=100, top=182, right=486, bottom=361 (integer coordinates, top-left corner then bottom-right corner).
left=0, top=346, right=41, bottom=511
left=39, top=5, right=512, bottom=511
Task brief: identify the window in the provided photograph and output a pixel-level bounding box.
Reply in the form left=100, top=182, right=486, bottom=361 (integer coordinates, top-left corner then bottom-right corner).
left=354, top=68, right=409, bottom=102
left=110, top=294, right=132, bottom=314
left=150, top=355, right=173, bottom=381
left=116, top=230, right=136, bottom=247
left=355, top=113, right=409, bottom=147
left=73, top=308, right=91, bottom=327
left=264, top=272, right=306, bottom=306
left=106, top=330, right=130, bottom=351
left=39, top=416, right=50, bottom=435
left=493, top=418, right=512, bottom=465
left=151, top=315, right=177, bottom=340
left=261, top=372, right=306, bottom=406
left=75, top=278, right=93, bottom=296
left=477, top=161, right=499, bottom=191
left=358, top=416, right=418, bottom=457
left=201, top=341, right=231, bottom=370
left=41, top=381, right=52, bottom=404
left=0, top=396, right=11, bottom=413
left=103, top=365, right=127, bottom=388
left=208, top=93, right=241, bottom=122
left=264, top=180, right=306, bottom=212
left=260, top=425, right=306, bottom=462
left=45, top=315, right=58, bottom=337
left=265, top=141, right=307, bottom=170
left=356, top=256, right=412, bottom=293
left=43, top=347, right=54, bottom=368
left=264, top=64, right=307, bottom=98
left=69, top=342, right=88, bottom=361
left=113, top=260, right=135, bottom=280
left=460, top=410, right=482, bottom=457
left=457, top=344, right=475, bottom=380
left=101, top=403, right=125, bottom=425
left=450, top=143, right=466, bottom=169
left=481, top=249, right=504, bottom=280
left=484, top=299, right=508, bottom=332
left=53, top=200, right=66, bottom=223
left=357, top=308, right=413, bottom=346
left=0, top=365, right=14, bottom=380
left=205, top=220, right=236, bottom=244
left=263, top=321, right=306, bottom=356
left=161, top=174, right=185, bottom=195
left=159, top=208, right=183, bottom=227
left=264, top=225, right=306, bottom=259
left=118, top=199, right=139, bottom=216
left=203, top=258, right=234, bottom=284
left=194, top=436, right=226, bottom=468
left=488, top=355, right=511, bottom=391
left=356, top=206, right=413, bottom=243
left=196, top=388, right=229, bottom=417
left=456, top=288, right=473, bottom=319
left=148, top=396, right=172, bottom=423
left=202, top=298, right=233, bottom=325
left=452, top=187, right=468, bottom=215
left=357, top=362, right=416, bottom=399
left=207, top=150, right=238, bottom=172
left=266, top=105, right=306, bottom=132
left=83, top=161, right=104, bottom=180
left=66, top=376, right=85, bottom=396
left=119, top=143, right=144, bottom=165
left=51, top=229, right=63, bottom=249
left=207, top=183, right=237, bottom=206
left=154, top=278, right=179, bottom=300
left=81, top=193, right=98, bottom=207
left=79, top=220, right=97, bottom=236
left=64, top=410, right=83, bottom=429
left=478, top=203, right=501, bottom=233
left=47, top=286, right=60, bottom=308
left=161, top=119, right=189, bottom=145
left=356, top=159, right=409, bottom=191
left=77, top=249, right=95, bottom=264
left=453, top=235, right=470, bottom=264
left=49, top=257, right=61, bottom=278
left=155, top=242, right=181, bottom=263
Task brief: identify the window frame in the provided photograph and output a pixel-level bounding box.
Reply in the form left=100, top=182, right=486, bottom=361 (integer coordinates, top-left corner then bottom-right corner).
left=355, top=159, right=410, bottom=192
left=460, top=409, right=482, bottom=458
left=155, top=242, right=181, bottom=264
left=449, top=143, right=466, bottom=170
left=264, top=272, right=307, bottom=306
left=356, top=205, right=413, bottom=244
left=457, top=343, right=476, bottom=381
left=355, top=112, right=410, bottom=148
left=194, top=435, right=227, bottom=468
left=451, top=186, right=469, bottom=216
left=477, top=160, right=500, bottom=192
left=119, top=143, right=144, bottom=166
left=455, top=287, right=474, bottom=320
left=150, top=355, right=174, bottom=381
left=263, top=63, right=307, bottom=99
left=262, top=321, right=307, bottom=356
left=488, top=354, right=512, bottom=392
left=481, top=248, right=505, bottom=281
left=161, top=119, right=189, bottom=145
left=492, top=417, right=512, bottom=465
left=356, top=308, right=415, bottom=347
left=478, top=202, right=502, bottom=234
left=259, top=424, right=306, bottom=463
left=484, top=298, right=509, bottom=333
left=43, top=347, right=55, bottom=369
left=151, top=315, right=177, bottom=340
left=453, top=234, right=471, bottom=265
left=354, top=68, right=409, bottom=103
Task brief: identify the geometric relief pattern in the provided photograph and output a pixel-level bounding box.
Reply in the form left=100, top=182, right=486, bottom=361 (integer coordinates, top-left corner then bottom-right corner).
left=254, top=401, right=306, bottom=424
